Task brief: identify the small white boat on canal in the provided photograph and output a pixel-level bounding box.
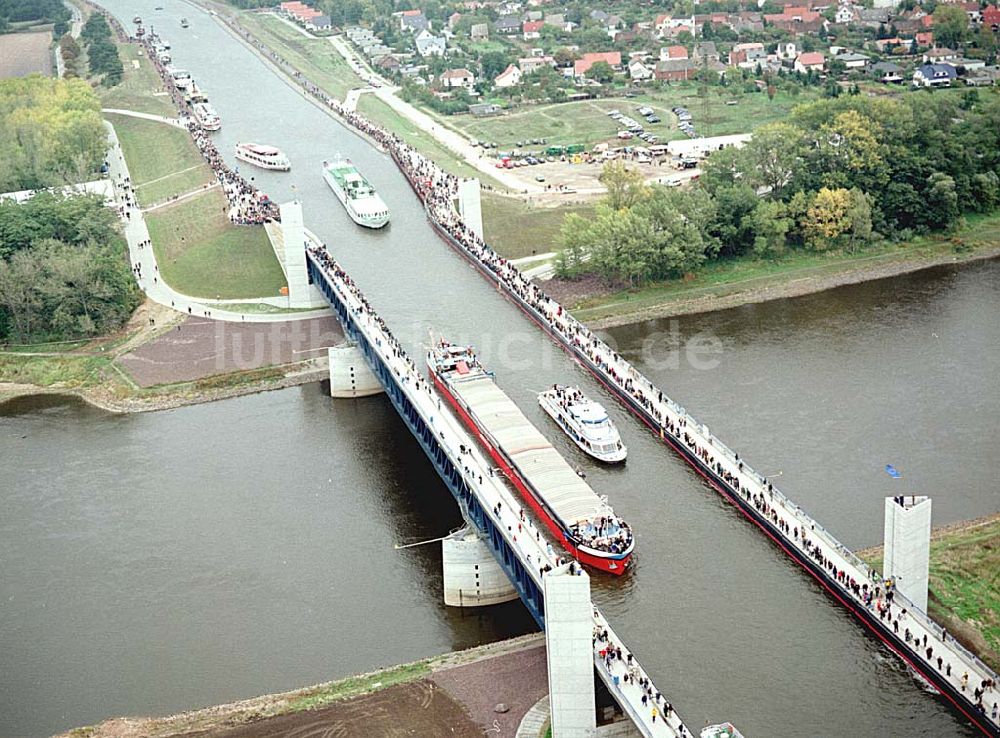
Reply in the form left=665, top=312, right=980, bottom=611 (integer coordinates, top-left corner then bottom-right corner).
left=322, top=157, right=389, bottom=229
left=538, top=384, right=627, bottom=464
left=235, top=143, right=291, bottom=171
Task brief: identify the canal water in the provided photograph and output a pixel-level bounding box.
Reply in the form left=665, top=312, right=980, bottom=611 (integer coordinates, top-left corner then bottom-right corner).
left=2, top=2, right=998, bottom=735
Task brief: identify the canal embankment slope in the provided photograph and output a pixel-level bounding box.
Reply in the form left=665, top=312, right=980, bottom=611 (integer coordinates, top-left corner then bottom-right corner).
left=59, top=634, right=547, bottom=738
left=857, top=512, right=1000, bottom=673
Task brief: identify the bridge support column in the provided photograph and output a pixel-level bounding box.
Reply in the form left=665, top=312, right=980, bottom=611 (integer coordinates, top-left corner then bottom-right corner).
left=271, top=201, right=326, bottom=309
left=455, top=178, right=484, bottom=241
left=883, top=495, right=932, bottom=612
left=442, top=526, right=518, bottom=607
left=328, top=343, right=383, bottom=398
left=545, top=566, right=596, bottom=738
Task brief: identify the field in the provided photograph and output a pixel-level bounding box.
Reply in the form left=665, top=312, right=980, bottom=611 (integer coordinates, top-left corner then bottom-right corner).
left=145, top=188, right=286, bottom=299
left=0, top=30, right=53, bottom=78
left=106, top=113, right=213, bottom=206
left=481, top=191, right=594, bottom=260
left=99, top=41, right=176, bottom=117
left=237, top=12, right=364, bottom=101
left=437, top=86, right=820, bottom=152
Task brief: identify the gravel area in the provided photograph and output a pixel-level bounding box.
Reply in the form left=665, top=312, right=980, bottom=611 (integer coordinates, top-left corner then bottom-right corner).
left=119, top=315, right=343, bottom=386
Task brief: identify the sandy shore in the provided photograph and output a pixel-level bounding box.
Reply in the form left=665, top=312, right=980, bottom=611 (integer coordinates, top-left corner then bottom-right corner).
left=561, top=246, right=1000, bottom=330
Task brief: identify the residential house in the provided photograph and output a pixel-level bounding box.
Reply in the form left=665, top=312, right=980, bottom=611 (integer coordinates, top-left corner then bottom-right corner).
left=837, top=52, right=871, bottom=69
left=519, top=56, right=555, bottom=73
left=654, top=14, right=697, bottom=39
left=573, top=51, right=622, bottom=76
left=470, top=22, right=489, bottom=40
left=776, top=41, right=797, bottom=60
left=398, top=9, right=430, bottom=33
left=655, top=58, right=696, bottom=81
left=835, top=3, right=858, bottom=24
left=924, top=47, right=957, bottom=63
left=873, top=37, right=913, bottom=53
left=729, top=43, right=767, bottom=69
left=984, top=5, right=1000, bottom=31
left=494, top=63, right=522, bottom=87
left=440, top=67, right=475, bottom=89
left=494, top=17, right=521, bottom=34
left=414, top=29, right=446, bottom=56
left=732, top=12, right=765, bottom=32
left=693, top=41, right=719, bottom=62
left=965, top=65, right=1000, bottom=86
left=794, top=51, right=825, bottom=72
left=306, top=14, right=332, bottom=30
left=374, top=54, right=401, bottom=72
left=604, top=14, right=625, bottom=38
left=660, top=45, right=689, bottom=61
left=870, top=60, right=903, bottom=83
left=525, top=10, right=543, bottom=21
left=590, top=9, right=609, bottom=22
left=913, top=63, right=956, bottom=86
left=915, top=31, right=934, bottom=47
left=628, top=58, right=654, bottom=80
left=522, top=20, right=544, bottom=39
left=448, top=12, right=462, bottom=29
left=857, top=8, right=892, bottom=26
left=764, top=6, right=824, bottom=33
left=960, top=2, right=982, bottom=23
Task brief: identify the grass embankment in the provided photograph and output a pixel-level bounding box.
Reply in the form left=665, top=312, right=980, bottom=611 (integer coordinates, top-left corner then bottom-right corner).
left=564, top=211, right=1000, bottom=326
left=236, top=11, right=364, bottom=101
left=105, top=113, right=213, bottom=207
left=145, top=188, right=286, bottom=299
left=482, top=191, right=594, bottom=260
left=355, top=94, right=494, bottom=183
left=861, top=515, right=1000, bottom=672
left=98, top=41, right=176, bottom=117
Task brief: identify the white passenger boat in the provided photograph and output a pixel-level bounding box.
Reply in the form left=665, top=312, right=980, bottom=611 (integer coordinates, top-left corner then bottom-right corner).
left=191, top=101, right=221, bottom=131
left=235, top=143, right=291, bottom=171
left=701, top=724, right=745, bottom=738
left=322, top=158, right=389, bottom=228
left=538, top=385, right=627, bottom=463
left=169, top=68, right=193, bottom=91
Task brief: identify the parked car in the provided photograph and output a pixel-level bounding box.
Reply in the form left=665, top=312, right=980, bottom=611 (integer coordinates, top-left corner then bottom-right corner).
left=617, top=130, right=634, bottom=139
left=646, top=115, right=661, bottom=123
left=637, top=106, right=654, bottom=116
left=535, top=174, right=545, bottom=182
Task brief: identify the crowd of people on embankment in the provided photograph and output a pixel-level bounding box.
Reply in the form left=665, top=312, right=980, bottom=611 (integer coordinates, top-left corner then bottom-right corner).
left=131, top=9, right=999, bottom=728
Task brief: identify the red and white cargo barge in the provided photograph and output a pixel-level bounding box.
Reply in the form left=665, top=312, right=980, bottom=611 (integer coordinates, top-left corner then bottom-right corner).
left=428, top=339, right=634, bottom=575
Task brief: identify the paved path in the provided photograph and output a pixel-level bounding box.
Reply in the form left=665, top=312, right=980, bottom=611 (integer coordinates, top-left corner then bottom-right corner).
left=327, top=34, right=542, bottom=193
left=102, top=108, right=189, bottom=129
left=104, top=120, right=329, bottom=323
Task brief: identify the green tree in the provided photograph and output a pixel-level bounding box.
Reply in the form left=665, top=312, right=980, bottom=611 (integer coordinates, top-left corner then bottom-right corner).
left=932, top=5, right=969, bottom=50
left=587, top=60, right=615, bottom=84
left=749, top=199, right=793, bottom=258
left=599, top=161, right=648, bottom=210
left=925, top=172, right=959, bottom=229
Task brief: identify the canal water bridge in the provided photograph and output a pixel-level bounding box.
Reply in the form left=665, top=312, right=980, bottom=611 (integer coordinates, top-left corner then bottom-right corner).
left=305, top=234, right=699, bottom=738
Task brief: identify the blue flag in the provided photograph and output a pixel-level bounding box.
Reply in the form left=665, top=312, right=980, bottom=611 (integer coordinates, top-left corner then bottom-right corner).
left=885, top=464, right=901, bottom=479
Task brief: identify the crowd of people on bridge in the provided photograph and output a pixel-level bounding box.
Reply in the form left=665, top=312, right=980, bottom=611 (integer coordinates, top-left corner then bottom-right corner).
left=214, top=11, right=1000, bottom=730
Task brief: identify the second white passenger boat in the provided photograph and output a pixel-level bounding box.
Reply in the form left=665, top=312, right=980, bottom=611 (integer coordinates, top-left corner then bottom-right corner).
left=322, top=158, right=389, bottom=229
left=538, top=385, right=627, bottom=463
left=235, top=143, right=291, bottom=171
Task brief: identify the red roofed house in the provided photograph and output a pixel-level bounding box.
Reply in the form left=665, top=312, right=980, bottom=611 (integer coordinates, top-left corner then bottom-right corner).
left=522, top=20, right=544, bottom=39
left=985, top=5, right=1000, bottom=29
left=659, top=45, right=689, bottom=60
left=764, top=6, right=823, bottom=33
left=915, top=31, right=934, bottom=47
left=574, top=51, right=622, bottom=77
left=794, top=51, right=825, bottom=72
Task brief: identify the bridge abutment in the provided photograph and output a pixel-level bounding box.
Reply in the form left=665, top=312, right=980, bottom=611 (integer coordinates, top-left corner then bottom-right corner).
left=328, top=343, right=383, bottom=398
left=545, top=566, right=597, bottom=738
left=883, top=495, right=932, bottom=612
left=442, top=526, right=519, bottom=607
left=265, top=201, right=327, bottom=309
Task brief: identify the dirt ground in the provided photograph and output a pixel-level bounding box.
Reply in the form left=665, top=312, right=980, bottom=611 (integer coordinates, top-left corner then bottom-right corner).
left=483, top=155, right=695, bottom=196
left=185, top=681, right=482, bottom=738
left=0, top=30, right=53, bottom=78
left=118, top=315, right=343, bottom=386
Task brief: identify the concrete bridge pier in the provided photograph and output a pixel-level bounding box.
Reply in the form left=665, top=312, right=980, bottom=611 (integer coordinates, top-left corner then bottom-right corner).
left=883, top=495, right=932, bottom=612
left=455, top=178, right=484, bottom=241
left=328, top=343, right=383, bottom=398
left=545, top=566, right=597, bottom=738
left=442, top=526, right=519, bottom=607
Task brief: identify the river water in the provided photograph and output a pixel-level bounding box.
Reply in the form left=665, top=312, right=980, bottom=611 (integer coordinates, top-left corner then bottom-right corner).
left=2, top=2, right=999, bottom=736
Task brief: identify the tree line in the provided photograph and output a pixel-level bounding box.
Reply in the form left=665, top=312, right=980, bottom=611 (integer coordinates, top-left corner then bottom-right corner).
left=557, top=94, right=1000, bottom=286
left=0, top=0, right=70, bottom=35
left=0, top=77, right=108, bottom=193
left=0, top=193, right=141, bottom=342
left=81, top=13, right=123, bottom=86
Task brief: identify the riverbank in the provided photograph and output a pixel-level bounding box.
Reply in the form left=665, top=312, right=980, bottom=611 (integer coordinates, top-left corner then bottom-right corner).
left=550, top=222, right=1000, bottom=329
left=857, top=512, right=1000, bottom=673
left=59, top=633, right=546, bottom=738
